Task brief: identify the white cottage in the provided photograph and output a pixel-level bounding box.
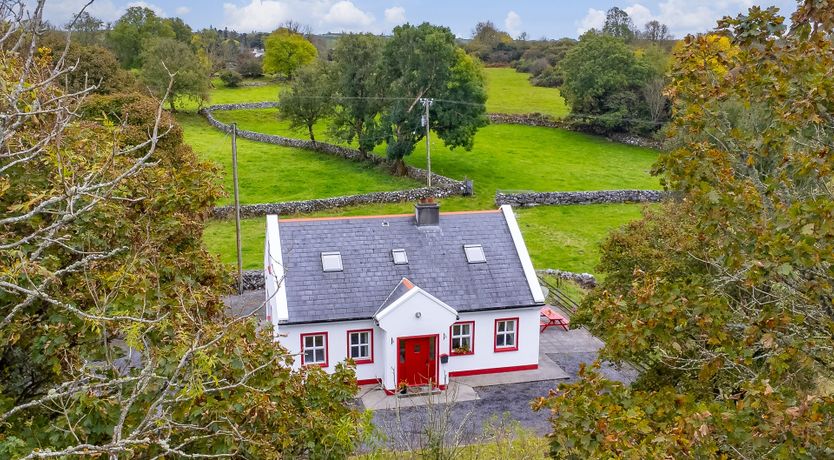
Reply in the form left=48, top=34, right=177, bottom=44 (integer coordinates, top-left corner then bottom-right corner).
left=264, top=202, right=545, bottom=393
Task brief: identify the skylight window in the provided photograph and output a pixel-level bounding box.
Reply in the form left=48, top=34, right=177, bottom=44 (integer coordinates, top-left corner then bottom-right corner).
left=321, top=252, right=343, bottom=272
left=464, top=244, right=486, bottom=264
left=392, top=248, right=408, bottom=265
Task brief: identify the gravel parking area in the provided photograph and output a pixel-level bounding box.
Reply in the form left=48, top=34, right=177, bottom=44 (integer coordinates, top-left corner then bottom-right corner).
left=366, top=327, right=638, bottom=450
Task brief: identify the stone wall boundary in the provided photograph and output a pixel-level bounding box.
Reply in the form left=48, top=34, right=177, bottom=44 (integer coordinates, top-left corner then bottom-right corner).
left=487, top=113, right=662, bottom=149
left=200, top=102, right=472, bottom=219
left=495, top=190, right=667, bottom=207
left=199, top=102, right=463, bottom=189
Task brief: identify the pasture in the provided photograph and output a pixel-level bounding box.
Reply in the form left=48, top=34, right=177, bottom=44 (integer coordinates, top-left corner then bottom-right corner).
left=185, top=68, right=659, bottom=274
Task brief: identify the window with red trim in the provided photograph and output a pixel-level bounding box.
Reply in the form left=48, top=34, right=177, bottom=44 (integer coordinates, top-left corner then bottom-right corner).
left=450, top=321, right=474, bottom=355
left=301, top=332, right=328, bottom=366
left=494, top=318, right=518, bottom=352
left=347, top=329, right=373, bottom=364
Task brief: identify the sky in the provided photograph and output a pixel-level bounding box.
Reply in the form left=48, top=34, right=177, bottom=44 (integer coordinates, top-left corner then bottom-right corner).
left=42, top=0, right=797, bottom=38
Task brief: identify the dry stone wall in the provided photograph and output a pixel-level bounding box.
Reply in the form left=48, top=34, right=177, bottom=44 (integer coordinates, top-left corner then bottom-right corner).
left=538, top=268, right=597, bottom=289
left=201, top=103, right=468, bottom=219
left=495, top=190, right=667, bottom=207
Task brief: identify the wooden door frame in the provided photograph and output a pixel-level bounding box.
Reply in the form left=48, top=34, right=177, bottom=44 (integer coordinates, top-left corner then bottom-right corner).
left=396, top=333, right=439, bottom=388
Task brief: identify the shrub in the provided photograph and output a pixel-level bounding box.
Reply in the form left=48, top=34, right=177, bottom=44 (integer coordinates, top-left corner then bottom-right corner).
left=219, top=69, right=243, bottom=87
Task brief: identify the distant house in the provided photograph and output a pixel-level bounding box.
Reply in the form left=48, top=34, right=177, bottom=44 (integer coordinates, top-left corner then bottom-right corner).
left=264, top=201, right=546, bottom=394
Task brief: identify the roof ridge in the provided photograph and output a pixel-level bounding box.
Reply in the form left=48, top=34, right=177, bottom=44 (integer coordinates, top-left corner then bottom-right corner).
left=277, top=209, right=500, bottom=223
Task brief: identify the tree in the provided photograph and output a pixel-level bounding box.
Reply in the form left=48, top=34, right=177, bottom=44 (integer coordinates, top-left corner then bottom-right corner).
left=558, top=32, right=652, bottom=133
left=107, top=6, right=174, bottom=68
left=378, top=23, right=488, bottom=173
left=262, top=28, right=317, bottom=79
left=465, top=21, right=521, bottom=64
left=0, top=5, right=369, bottom=458
left=602, top=7, right=635, bottom=41
left=140, top=37, right=210, bottom=111
left=278, top=61, right=333, bottom=142
left=41, top=33, right=136, bottom=95
left=642, top=20, right=671, bottom=41
left=164, top=16, right=193, bottom=44
left=329, top=33, right=385, bottom=154
left=65, top=11, right=102, bottom=45
left=515, top=38, right=576, bottom=87
left=538, top=3, right=834, bottom=457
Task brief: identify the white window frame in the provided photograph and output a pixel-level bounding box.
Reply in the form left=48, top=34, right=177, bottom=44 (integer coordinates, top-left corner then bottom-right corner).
left=321, top=252, right=343, bottom=272
left=451, top=321, right=474, bottom=354
left=392, top=248, right=408, bottom=265
left=348, top=330, right=373, bottom=363
left=302, top=333, right=328, bottom=366
left=495, top=319, right=518, bottom=351
left=464, top=244, right=486, bottom=263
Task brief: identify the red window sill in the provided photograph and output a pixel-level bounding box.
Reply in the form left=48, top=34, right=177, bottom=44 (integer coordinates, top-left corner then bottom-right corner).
left=303, top=362, right=328, bottom=367
left=450, top=351, right=474, bottom=356
left=494, top=346, right=518, bottom=353
left=352, top=359, right=373, bottom=365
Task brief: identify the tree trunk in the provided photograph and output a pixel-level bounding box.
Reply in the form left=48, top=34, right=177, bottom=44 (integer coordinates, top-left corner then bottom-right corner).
left=391, top=158, right=407, bottom=176
left=308, top=124, right=315, bottom=143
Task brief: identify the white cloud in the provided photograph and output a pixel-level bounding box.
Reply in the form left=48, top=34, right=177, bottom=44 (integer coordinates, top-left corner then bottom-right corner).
left=624, top=4, right=655, bottom=29
left=221, top=0, right=377, bottom=32
left=175, top=6, right=191, bottom=16
left=504, top=10, right=522, bottom=38
left=323, top=1, right=374, bottom=31
left=576, top=8, right=605, bottom=35
left=576, top=1, right=776, bottom=37
left=384, top=6, right=406, bottom=25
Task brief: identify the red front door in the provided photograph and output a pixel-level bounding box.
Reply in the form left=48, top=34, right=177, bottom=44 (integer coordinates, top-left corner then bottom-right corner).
left=397, top=335, right=437, bottom=387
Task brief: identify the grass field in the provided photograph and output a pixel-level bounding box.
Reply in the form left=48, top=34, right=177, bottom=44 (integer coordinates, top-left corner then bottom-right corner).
left=178, top=113, right=419, bottom=206
left=210, top=109, right=661, bottom=209
left=483, top=67, right=568, bottom=118
left=191, top=69, right=656, bottom=273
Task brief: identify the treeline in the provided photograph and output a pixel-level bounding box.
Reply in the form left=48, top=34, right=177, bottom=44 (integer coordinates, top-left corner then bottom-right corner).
left=464, top=7, right=675, bottom=136
left=48, top=7, right=268, bottom=110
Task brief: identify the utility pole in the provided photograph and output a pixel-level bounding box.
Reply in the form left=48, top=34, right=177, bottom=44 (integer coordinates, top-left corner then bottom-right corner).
left=231, top=123, right=243, bottom=294
left=420, top=98, right=434, bottom=188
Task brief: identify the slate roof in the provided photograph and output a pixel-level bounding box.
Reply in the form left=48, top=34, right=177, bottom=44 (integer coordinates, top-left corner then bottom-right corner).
left=277, top=210, right=540, bottom=324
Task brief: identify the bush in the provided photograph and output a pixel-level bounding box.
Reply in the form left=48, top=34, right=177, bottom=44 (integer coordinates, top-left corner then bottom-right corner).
left=236, top=53, right=263, bottom=77
left=219, top=69, right=243, bottom=87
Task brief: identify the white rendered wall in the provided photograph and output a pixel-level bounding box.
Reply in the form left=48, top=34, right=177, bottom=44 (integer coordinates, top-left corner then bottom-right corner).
left=276, top=305, right=541, bottom=390
left=442, top=306, right=541, bottom=377
left=277, top=319, right=383, bottom=383
left=375, top=289, right=459, bottom=390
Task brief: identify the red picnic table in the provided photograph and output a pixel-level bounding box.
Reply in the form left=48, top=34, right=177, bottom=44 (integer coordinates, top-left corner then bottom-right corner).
left=540, top=306, right=570, bottom=332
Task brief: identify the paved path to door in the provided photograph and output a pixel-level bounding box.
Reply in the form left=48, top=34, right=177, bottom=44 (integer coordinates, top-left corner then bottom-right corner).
left=365, top=327, right=637, bottom=451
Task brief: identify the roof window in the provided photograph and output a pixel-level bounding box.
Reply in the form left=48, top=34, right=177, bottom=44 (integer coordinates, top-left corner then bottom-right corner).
left=464, top=244, right=486, bottom=264
left=392, top=248, right=408, bottom=265
left=321, top=252, right=343, bottom=272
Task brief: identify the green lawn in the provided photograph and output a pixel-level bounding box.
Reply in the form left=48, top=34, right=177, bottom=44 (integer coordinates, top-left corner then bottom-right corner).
left=203, top=202, right=650, bottom=272
left=211, top=108, right=661, bottom=211
left=209, top=78, right=283, bottom=105
left=483, top=67, right=568, bottom=118
left=178, top=113, right=419, bottom=206
left=190, top=73, right=656, bottom=274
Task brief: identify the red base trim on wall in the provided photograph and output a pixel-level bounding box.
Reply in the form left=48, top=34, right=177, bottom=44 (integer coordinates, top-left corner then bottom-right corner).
left=448, top=364, right=538, bottom=378
left=356, top=378, right=380, bottom=386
